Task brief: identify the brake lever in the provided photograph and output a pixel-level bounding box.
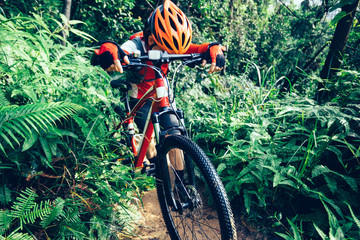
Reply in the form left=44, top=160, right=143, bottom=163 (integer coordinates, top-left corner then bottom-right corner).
left=121, top=58, right=142, bottom=69
left=183, top=58, right=202, bottom=67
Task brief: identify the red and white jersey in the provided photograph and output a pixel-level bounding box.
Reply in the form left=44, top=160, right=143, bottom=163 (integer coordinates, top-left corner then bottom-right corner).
left=120, top=33, right=209, bottom=99
left=121, top=37, right=169, bottom=99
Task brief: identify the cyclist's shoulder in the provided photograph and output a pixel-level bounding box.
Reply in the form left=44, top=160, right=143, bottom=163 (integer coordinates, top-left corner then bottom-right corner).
left=129, top=31, right=143, bottom=40
left=121, top=33, right=146, bottom=56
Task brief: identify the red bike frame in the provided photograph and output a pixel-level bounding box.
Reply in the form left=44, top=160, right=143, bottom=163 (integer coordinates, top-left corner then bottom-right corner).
left=116, top=76, right=170, bottom=168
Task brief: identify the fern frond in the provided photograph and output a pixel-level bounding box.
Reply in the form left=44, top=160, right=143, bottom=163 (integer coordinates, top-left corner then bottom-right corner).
left=40, top=197, right=65, bottom=228
left=0, top=91, right=9, bottom=108
left=313, top=223, right=328, bottom=240
left=21, top=200, right=52, bottom=225
left=0, top=210, right=13, bottom=235
left=312, top=165, right=358, bottom=193
left=0, top=228, right=34, bottom=240
left=0, top=102, right=84, bottom=155
left=10, top=188, right=37, bottom=229
left=63, top=208, right=81, bottom=224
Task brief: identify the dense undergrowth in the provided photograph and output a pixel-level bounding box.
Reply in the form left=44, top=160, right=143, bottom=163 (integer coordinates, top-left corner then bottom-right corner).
left=0, top=14, right=153, bottom=239
left=177, top=65, right=360, bottom=239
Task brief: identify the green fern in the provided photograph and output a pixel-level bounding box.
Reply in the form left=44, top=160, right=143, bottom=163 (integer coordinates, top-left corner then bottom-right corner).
left=40, top=197, right=65, bottom=228
left=0, top=92, right=9, bottom=108
left=63, top=208, right=81, bottom=224
left=4, top=188, right=65, bottom=234
left=312, top=165, right=358, bottom=193
left=320, top=199, right=345, bottom=240
left=0, top=231, right=33, bottom=240
left=10, top=188, right=37, bottom=229
left=21, top=200, right=52, bottom=226
left=0, top=210, right=12, bottom=235
left=0, top=102, right=84, bottom=155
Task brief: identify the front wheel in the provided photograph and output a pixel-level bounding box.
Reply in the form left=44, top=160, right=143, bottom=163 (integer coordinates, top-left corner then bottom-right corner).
left=156, top=135, right=237, bottom=240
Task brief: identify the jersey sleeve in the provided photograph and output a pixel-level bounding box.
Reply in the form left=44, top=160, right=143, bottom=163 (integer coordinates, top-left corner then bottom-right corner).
left=185, top=43, right=210, bottom=54
left=121, top=40, right=138, bottom=55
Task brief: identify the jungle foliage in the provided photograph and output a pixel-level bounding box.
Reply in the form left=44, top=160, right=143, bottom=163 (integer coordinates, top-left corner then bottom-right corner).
left=0, top=0, right=360, bottom=239
left=0, top=10, right=152, bottom=239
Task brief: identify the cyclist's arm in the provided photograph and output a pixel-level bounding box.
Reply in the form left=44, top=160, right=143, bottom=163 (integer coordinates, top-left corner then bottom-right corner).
left=91, top=41, right=130, bottom=73
left=185, top=43, right=210, bottom=54
left=185, top=43, right=226, bottom=74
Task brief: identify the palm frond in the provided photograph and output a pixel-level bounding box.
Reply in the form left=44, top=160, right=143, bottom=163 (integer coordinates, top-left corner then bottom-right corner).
left=0, top=102, right=84, bottom=155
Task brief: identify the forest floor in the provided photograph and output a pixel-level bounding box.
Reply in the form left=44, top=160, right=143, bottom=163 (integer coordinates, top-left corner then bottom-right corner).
left=123, top=189, right=279, bottom=240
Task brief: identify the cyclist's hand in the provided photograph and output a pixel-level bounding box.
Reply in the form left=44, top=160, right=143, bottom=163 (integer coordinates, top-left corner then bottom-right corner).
left=201, top=42, right=226, bottom=74
left=91, top=42, right=130, bottom=73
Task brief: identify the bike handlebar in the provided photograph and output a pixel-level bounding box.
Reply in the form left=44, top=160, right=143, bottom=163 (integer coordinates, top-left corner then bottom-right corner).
left=122, top=50, right=203, bottom=68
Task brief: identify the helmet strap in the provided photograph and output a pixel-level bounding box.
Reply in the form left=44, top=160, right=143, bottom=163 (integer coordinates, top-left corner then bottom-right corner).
left=149, top=42, right=157, bottom=50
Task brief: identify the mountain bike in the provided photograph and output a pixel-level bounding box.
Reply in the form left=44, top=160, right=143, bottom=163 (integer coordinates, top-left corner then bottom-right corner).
left=111, top=50, right=237, bottom=240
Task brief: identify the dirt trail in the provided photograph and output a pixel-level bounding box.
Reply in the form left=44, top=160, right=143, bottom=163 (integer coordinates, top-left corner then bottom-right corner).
left=130, top=189, right=168, bottom=239
left=129, top=189, right=274, bottom=240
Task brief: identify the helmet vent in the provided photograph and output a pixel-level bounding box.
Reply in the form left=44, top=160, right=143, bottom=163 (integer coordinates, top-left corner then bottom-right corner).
left=163, top=38, right=173, bottom=52
left=157, top=33, right=163, bottom=44
left=169, top=17, right=177, bottom=31
left=184, top=36, right=190, bottom=49
left=158, top=19, right=166, bottom=33
left=186, top=18, right=190, bottom=29
left=173, top=36, right=179, bottom=49
left=177, top=14, right=183, bottom=24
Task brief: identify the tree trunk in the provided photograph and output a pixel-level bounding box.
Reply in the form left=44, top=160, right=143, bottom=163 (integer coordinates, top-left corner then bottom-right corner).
left=62, top=0, right=72, bottom=46
left=316, top=0, right=360, bottom=103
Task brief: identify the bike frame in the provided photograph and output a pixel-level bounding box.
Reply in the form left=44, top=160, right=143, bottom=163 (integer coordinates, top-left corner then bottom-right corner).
left=112, top=51, right=201, bottom=169
left=117, top=73, right=171, bottom=168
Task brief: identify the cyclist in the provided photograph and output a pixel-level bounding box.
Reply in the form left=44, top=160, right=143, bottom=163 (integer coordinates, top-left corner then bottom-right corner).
left=91, top=0, right=226, bottom=161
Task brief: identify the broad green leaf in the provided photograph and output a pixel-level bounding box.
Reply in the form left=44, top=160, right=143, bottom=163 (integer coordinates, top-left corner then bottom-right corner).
left=22, top=87, right=38, bottom=103
left=22, top=130, right=39, bottom=152
left=330, top=11, right=347, bottom=27
left=346, top=203, right=360, bottom=230
left=217, top=163, right=226, bottom=174
left=329, top=0, right=358, bottom=12
left=39, top=136, right=52, bottom=162
left=273, top=172, right=281, bottom=187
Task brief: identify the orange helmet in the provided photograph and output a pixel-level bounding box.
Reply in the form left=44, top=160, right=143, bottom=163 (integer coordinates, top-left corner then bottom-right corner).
left=148, top=0, right=192, bottom=54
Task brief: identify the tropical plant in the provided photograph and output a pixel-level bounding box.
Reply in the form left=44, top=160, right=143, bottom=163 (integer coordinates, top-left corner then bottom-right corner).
left=0, top=102, right=84, bottom=155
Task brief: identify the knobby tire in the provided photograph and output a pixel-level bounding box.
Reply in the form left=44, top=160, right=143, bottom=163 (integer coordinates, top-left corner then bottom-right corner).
left=155, top=135, right=237, bottom=240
